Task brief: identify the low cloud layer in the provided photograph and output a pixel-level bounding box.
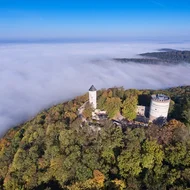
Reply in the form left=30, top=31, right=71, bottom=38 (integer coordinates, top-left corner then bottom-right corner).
left=0, top=42, right=190, bottom=135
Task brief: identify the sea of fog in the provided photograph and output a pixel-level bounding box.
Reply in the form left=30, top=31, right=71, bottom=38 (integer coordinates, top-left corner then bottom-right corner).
left=0, top=42, right=190, bottom=135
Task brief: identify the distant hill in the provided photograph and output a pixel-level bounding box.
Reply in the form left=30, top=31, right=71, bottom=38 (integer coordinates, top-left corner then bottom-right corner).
left=0, top=86, right=190, bottom=190
left=113, top=50, right=190, bottom=64
left=158, top=48, right=178, bottom=52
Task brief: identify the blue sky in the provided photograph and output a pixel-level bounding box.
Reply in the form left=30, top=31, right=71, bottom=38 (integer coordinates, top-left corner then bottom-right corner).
left=0, top=0, right=190, bottom=40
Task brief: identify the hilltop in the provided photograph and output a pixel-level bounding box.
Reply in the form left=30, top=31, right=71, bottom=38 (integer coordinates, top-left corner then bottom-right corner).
left=114, top=50, right=190, bottom=64
left=0, top=86, right=190, bottom=190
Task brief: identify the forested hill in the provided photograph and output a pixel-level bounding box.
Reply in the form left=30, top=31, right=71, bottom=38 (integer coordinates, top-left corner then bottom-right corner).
left=0, top=86, right=190, bottom=190
left=141, top=50, right=190, bottom=63
left=114, top=50, right=190, bottom=64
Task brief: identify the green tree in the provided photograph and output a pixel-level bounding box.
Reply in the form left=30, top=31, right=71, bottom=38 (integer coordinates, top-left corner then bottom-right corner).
left=142, top=140, right=164, bottom=170
left=122, top=96, right=138, bottom=120
left=104, top=97, right=122, bottom=118
left=118, top=128, right=144, bottom=178
left=118, top=144, right=142, bottom=178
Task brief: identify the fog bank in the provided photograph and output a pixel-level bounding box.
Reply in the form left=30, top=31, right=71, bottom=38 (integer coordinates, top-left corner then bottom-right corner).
left=0, top=42, right=190, bottom=135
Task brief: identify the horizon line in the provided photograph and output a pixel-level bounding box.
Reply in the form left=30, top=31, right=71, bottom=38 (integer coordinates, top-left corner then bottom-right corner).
left=0, top=37, right=190, bottom=44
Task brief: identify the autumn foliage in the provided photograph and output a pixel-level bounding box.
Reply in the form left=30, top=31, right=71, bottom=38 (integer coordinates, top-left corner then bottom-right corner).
left=0, top=86, right=190, bottom=190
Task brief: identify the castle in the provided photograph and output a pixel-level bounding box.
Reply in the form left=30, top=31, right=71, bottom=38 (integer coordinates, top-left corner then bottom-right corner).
left=88, top=85, right=170, bottom=124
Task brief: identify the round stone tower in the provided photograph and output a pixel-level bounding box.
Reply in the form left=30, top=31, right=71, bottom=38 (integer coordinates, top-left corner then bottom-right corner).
left=89, top=85, right=97, bottom=109
left=149, top=94, right=170, bottom=122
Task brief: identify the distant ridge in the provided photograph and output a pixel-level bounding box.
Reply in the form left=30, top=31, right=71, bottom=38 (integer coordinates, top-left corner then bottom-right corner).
left=113, top=50, right=190, bottom=64
left=158, top=48, right=178, bottom=52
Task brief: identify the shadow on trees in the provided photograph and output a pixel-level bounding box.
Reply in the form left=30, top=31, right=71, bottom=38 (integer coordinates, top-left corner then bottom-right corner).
left=35, top=180, right=63, bottom=190
left=153, top=117, right=167, bottom=127
left=138, top=94, right=151, bottom=107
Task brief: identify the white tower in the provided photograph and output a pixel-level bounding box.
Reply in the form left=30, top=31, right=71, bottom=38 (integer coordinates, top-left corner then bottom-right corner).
left=89, top=85, right=97, bottom=109
left=149, top=94, right=170, bottom=122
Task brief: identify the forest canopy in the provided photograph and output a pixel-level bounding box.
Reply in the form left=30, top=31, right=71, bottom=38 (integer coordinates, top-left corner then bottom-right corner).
left=0, top=86, right=190, bottom=190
